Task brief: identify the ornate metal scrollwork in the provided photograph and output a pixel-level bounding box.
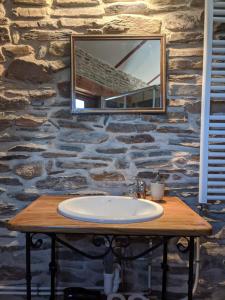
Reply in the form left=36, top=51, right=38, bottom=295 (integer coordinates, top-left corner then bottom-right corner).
left=30, top=233, right=43, bottom=249
left=92, top=235, right=106, bottom=247
left=176, top=237, right=190, bottom=253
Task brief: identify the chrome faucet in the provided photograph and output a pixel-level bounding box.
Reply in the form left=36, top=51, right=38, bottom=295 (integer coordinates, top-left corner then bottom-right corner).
left=136, top=178, right=146, bottom=199
left=128, top=178, right=147, bottom=199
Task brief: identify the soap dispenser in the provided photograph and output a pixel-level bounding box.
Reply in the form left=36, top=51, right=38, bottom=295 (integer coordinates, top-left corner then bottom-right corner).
left=150, top=172, right=165, bottom=201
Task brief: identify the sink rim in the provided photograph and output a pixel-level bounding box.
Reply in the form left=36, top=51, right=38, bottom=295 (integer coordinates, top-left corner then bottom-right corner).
left=58, top=195, right=164, bottom=224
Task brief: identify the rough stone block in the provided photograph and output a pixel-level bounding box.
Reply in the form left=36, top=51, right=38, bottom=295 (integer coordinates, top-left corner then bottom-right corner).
left=6, top=57, right=52, bottom=83
left=0, top=27, right=10, bottom=44
left=103, top=16, right=161, bottom=34
left=90, top=171, right=125, bottom=181
left=13, top=7, right=49, bottom=18
left=0, top=177, right=22, bottom=186
left=137, top=171, right=155, bottom=179
left=14, top=0, right=49, bottom=5
left=15, top=193, right=39, bottom=202
left=56, top=160, right=108, bottom=169
left=96, top=147, right=127, bottom=154
left=168, top=32, right=203, bottom=44
left=13, top=19, right=58, bottom=29
left=5, top=88, right=56, bottom=100
left=59, top=18, right=103, bottom=29
left=185, top=101, right=201, bottom=114
left=0, top=115, right=14, bottom=130
left=51, top=7, right=104, bottom=18
left=105, top=2, right=150, bottom=15
left=57, top=81, right=70, bottom=98
left=169, top=83, right=202, bottom=97
left=36, top=175, right=87, bottom=190
left=8, top=144, right=46, bottom=152
left=22, top=29, right=72, bottom=41
left=156, top=125, right=193, bottom=134
left=190, top=0, right=204, bottom=7
left=42, top=152, right=78, bottom=158
left=169, top=48, right=203, bottom=57
left=0, top=3, right=5, bottom=18
left=135, top=158, right=172, bottom=169
left=0, top=94, right=30, bottom=110
left=14, top=163, right=43, bottom=179
left=169, top=58, right=203, bottom=70
left=0, top=154, right=30, bottom=160
left=3, top=45, right=34, bottom=57
left=164, top=10, right=203, bottom=32
left=49, top=41, right=70, bottom=57
left=115, top=158, right=130, bottom=169
left=150, top=0, right=186, bottom=4
left=55, top=0, right=100, bottom=7
left=48, top=59, right=68, bottom=72
left=57, top=120, right=94, bottom=130
left=12, top=20, right=39, bottom=28
left=106, top=122, right=156, bottom=133
left=0, top=163, right=10, bottom=172
left=149, top=0, right=188, bottom=12
left=0, top=17, right=9, bottom=25
left=60, top=131, right=109, bottom=144
left=117, top=134, right=155, bottom=144
left=15, top=115, right=47, bottom=127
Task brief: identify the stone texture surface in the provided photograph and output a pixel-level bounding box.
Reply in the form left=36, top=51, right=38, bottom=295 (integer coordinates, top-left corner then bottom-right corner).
left=14, top=163, right=43, bottom=179
left=0, top=1, right=223, bottom=300
left=3, top=45, right=34, bottom=57
left=103, top=15, right=161, bottom=34
left=13, top=7, right=49, bottom=18
left=13, top=0, right=49, bottom=5
left=0, top=26, right=10, bottom=44
left=105, top=2, right=150, bottom=15
left=6, top=56, right=52, bottom=83
left=55, top=0, right=100, bottom=7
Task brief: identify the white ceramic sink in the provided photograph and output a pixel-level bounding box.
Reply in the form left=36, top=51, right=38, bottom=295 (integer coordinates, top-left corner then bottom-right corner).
left=58, top=196, right=164, bottom=224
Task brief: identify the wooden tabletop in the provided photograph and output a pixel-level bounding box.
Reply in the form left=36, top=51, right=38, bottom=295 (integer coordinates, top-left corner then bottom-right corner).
left=7, top=195, right=212, bottom=236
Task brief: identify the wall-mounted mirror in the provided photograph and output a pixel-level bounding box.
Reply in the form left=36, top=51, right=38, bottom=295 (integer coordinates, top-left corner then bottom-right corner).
left=71, top=35, right=166, bottom=113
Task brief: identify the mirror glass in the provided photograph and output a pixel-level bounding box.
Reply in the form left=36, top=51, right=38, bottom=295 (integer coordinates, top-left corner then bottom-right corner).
left=71, top=36, right=166, bottom=113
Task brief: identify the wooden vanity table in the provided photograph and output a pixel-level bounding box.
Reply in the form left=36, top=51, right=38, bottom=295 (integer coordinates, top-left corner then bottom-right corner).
left=8, top=195, right=212, bottom=300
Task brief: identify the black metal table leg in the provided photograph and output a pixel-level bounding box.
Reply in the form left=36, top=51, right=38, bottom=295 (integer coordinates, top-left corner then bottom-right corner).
left=26, top=233, right=32, bottom=300
left=188, top=237, right=195, bottom=300
left=161, top=237, right=168, bottom=300
left=49, top=234, right=56, bottom=300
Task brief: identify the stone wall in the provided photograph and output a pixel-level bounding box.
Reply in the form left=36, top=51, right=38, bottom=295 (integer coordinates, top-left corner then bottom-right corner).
left=0, top=0, right=224, bottom=299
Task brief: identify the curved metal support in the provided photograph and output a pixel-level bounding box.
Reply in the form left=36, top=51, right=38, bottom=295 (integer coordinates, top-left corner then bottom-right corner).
left=25, top=233, right=194, bottom=300
left=55, top=235, right=112, bottom=260
left=55, top=234, right=164, bottom=261
left=176, top=237, right=190, bottom=253
left=30, top=233, right=43, bottom=249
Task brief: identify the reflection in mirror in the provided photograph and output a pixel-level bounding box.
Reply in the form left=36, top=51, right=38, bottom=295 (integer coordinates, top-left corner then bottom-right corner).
left=71, top=36, right=166, bottom=113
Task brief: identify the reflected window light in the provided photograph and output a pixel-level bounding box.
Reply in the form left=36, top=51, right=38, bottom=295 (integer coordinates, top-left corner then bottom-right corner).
left=76, top=98, right=84, bottom=109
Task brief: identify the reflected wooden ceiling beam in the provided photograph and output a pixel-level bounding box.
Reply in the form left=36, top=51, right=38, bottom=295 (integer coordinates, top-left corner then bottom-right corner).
left=115, top=40, right=147, bottom=69
left=147, top=73, right=160, bottom=85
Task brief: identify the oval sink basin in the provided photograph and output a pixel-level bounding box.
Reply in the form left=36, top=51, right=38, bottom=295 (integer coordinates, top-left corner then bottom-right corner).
left=58, top=196, right=164, bottom=224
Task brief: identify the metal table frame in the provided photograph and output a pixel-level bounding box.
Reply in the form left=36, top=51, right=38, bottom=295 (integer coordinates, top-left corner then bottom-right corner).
left=25, top=233, right=195, bottom=300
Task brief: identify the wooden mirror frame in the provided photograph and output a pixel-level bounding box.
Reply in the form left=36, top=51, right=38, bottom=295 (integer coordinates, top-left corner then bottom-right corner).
left=71, top=34, right=167, bottom=114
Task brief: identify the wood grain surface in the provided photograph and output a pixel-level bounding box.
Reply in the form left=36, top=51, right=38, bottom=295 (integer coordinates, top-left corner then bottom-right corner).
left=7, top=195, right=212, bottom=236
